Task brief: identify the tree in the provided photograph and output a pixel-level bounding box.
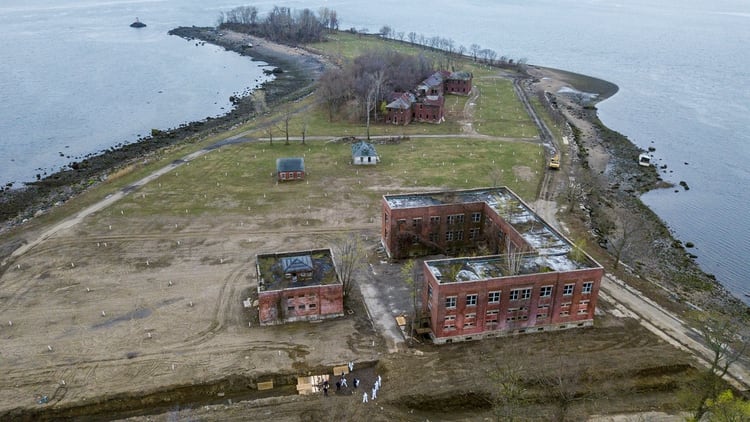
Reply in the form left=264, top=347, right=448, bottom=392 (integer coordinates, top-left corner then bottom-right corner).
left=278, top=105, right=292, bottom=145
left=317, top=68, right=350, bottom=121
left=689, top=313, right=749, bottom=421
left=704, top=390, right=750, bottom=421
left=609, top=216, right=645, bottom=270
left=407, top=31, right=417, bottom=44
left=487, top=163, right=504, bottom=187
left=369, top=70, right=388, bottom=123
left=401, top=259, right=418, bottom=343
left=470, top=44, right=481, bottom=61
left=365, top=87, right=376, bottom=140
left=536, top=352, right=589, bottom=422
left=564, top=181, right=586, bottom=213
left=503, top=236, right=524, bottom=276
left=379, top=25, right=392, bottom=38
left=332, top=233, right=367, bottom=300
left=490, top=362, right=527, bottom=422
left=300, top=116, right=308, bottom=145
left=265, top=125, right=273, bottom=146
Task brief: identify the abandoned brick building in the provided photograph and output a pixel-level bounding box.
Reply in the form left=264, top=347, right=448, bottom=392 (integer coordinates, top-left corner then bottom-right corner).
left=256, top=249, right=344, bottom=326
left=385, top=70, right=473, bottom=125
left=381, top=187, right=603, bottom=343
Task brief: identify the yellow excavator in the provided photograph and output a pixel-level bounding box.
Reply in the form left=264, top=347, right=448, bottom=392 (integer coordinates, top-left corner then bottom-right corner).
left=548, top=154, right=560, bottom=169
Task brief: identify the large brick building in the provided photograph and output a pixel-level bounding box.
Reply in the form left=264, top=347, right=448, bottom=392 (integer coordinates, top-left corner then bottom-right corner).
left=256, top=249, right=344, bottom=326
left=381, top=187, right=603, bottom=343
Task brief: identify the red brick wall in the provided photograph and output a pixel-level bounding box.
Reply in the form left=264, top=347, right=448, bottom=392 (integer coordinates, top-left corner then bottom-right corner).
left=413, top=103, right=444, bottom=123
left=386, top=108, right=412, bottom=125
left=278, top=171, right=305, bottom=181
left=258, top=283, right=344, bottom=326
left=445, top=79, right=472, bottom=95
left=422, top=263, right=603, bottom=340
left=382, top=200, right=487, bottom=259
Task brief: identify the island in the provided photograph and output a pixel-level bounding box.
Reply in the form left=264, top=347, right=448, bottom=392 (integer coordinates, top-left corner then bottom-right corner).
left=0, top=7, right=747, bottom=421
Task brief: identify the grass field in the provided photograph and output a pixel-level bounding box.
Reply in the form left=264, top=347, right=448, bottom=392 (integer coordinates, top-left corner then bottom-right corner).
left=473, top=77, right=535, bottom=137
left=17, top=31, right=547, bottom=247
left=110, top=137, right=543, bottom=220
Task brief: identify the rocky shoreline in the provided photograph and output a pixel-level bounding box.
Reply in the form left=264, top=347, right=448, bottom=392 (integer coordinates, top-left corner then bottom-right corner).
left=0, top=26, right=328, bottom=234
left=526, top=66, right=749, bottom=319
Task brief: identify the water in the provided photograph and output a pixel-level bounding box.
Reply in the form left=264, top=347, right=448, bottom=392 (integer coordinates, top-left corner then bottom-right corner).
left=0, top=0, right=274, bottom=185
left=1, top=0, right=748, bottom=302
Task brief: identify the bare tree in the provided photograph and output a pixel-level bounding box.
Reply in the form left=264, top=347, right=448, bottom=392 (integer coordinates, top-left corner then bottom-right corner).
left=369, top=70, right=388, bottom=123
left=265, top=125, right=273, bottom=146
left=300, top=116, right=308, bottom=145
left=503, top=236, right=524, bottom=276
left=365, top=87, right=376, bottom=140
left=470, top=44, right=481, bottom=61
left=536, top=352, right=589, bottom=422
left=407, top=31, right=417, bottom=44
left=379, top=25, right=392, bottom=38
left=332, top=233, right=367, bottom=300
left=491, top=362, right=527, bottom=422
left=609, top=216, right=645, bottom=270
left=457, top=44, right=467, bottom=58
left=317, top=68, right=350, bottom=121
left=277, top=105, right=292, bottom=145
left=564, top=181, right=586, bottom=213
left=401, top=259, right=419, bottom=343
left=487, top=164, right=504, bottom=187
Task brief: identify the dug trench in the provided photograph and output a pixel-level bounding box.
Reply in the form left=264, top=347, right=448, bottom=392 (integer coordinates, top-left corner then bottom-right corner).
left=2, top=361, right=380, bottom=421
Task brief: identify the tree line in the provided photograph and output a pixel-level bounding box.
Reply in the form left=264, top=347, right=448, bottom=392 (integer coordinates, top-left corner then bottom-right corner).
left=377, top=25, right=526, bottom=69
left=317, top=50, right=435, bottom=123
left=216, top=6, right=339, bottom=44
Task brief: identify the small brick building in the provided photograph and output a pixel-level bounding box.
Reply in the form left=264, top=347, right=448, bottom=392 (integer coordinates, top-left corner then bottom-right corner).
left=385, top=92, right=415, bottom=125
left=444, top=71, right=473, bottom=95
left=256, top=249, right=344, bottom=326
left=276, top=157, right=305, bottom=182
left=381, top=187, right=603, bottom=343
left=413, top=95, right=445, bottom=124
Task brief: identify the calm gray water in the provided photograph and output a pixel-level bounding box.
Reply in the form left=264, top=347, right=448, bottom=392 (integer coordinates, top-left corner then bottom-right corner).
left=1, top=0, right=748, bottom=302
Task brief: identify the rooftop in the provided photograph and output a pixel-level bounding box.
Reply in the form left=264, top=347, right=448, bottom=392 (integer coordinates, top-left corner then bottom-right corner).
left=276, top=157, right=305, bottom=172
left=386, top=92, right=415, bottom=110
left=384, top=187, right=601, bottom=283
left=448, top=71, right=472, bottom=81
left=256, top=249, right=340, bottom=292
left=351, top=140, right=379, bottom=157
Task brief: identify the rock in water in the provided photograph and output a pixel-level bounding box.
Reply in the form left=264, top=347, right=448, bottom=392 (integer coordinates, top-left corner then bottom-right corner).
left=130, top=18, right=146, bottom=28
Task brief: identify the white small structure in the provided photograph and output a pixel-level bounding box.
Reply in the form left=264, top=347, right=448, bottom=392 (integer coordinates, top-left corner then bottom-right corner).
left=638, top=153, right=652, bottom=167
left=351, top=140, right=380, bottom=165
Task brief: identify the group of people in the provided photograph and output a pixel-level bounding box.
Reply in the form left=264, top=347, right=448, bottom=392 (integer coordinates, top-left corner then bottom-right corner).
left=320, top=361, right=383, bottom=404
left=361, top=374, right=382, bottom=403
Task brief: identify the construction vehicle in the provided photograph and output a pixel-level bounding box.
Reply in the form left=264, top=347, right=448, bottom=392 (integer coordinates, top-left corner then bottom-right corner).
left=548, top=154, right=560, bottom=169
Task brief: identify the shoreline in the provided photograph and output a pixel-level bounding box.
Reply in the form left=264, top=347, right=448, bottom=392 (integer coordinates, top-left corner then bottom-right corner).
left=0, top=28, right=748, bottom=420
left=0, top=26, right=328, bottom=233
left=526, top=65, right=748, bottom=316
